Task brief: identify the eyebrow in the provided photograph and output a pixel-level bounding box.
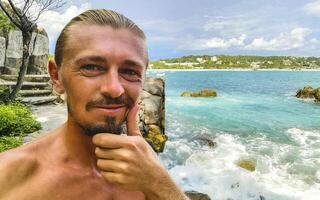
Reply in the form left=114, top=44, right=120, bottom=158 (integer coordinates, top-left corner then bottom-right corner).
left=75, top=56, right=107, bottom=65
left=74, top=55, right=145, bottom=70
left=122, top=60, right=144, bottom=70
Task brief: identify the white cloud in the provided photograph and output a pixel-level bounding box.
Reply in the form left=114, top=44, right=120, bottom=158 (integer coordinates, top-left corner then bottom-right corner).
left=203, top=15, right=259, bottom=34
left=180, top=34, right=246, bottom=50
left=245, top=28, right=312, bottom=51
left=38, top=3, right=91, bottom=46
left=304, top=0, right=320, bottom=16
left=138, top=19, right=187, bottom=34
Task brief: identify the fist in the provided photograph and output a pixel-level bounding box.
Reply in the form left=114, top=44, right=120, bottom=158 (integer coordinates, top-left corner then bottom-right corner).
left=92, top=103, right=167, bottom=192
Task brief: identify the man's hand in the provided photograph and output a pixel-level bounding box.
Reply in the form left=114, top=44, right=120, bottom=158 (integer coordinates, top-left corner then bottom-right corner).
left=92, top=103, right=189, bottom=199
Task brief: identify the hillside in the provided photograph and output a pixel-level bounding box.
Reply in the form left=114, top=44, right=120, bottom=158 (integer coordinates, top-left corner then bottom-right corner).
left=150, top=55, right=320, bottom=70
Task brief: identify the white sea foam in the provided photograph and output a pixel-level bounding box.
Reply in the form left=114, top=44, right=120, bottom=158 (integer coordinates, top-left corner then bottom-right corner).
left=286, top=128, right=320, bottom=147
left=161, top=130, right=320, bottom=200
left=156, top=73, right=165, bottom=77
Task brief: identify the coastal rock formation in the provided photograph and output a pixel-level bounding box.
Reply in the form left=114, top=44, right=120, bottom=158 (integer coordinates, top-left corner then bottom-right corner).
left=0, top=28, right=49, bottom=75
left=296, top=86, right=314, bottom=98
left=314, top=87, right=320, bottom=102
left=194, top=134, right=216, bottom=148
left=181, top=89, right=217, bottom=97
left=185, top=191, right=211, bottom=200
left=296, top=86, right=320, bottom=103
left=236, top=160, right=256, bottom=172
left=138, top=77, right=167, bottom=153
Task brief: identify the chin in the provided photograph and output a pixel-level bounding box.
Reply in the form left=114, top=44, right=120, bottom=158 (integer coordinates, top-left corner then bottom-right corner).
left=81, top=116, right=125, bottom=136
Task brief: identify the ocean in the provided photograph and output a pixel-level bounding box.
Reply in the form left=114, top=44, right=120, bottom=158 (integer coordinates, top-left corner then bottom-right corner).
left=146, top=71, right=320, bottom=200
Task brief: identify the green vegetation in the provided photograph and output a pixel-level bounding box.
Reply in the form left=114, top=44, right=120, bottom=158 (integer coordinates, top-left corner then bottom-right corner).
left=0, top=103, right=41, bottom=152
left=0, top=135, right=23, bottom=152
left=150, top=55, right=320, bottom=70
left=0, top=85, right=11, bottom=104
left=0, top=103, right=41, bottom=137
left=0, top=10, right=16, bottom=31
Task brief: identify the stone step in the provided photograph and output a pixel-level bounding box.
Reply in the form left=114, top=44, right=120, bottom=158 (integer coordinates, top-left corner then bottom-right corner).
left=18, top=89, right=52, bottom=97
left=21, top=96, right=58, bottom=105
left=0, top=74, right=50, bottom=82
left=0, top=81, right=51, bottom=90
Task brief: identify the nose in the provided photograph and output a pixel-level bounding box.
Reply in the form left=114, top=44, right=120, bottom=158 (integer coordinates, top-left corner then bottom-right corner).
left=100, top=69, right=125, bottom=98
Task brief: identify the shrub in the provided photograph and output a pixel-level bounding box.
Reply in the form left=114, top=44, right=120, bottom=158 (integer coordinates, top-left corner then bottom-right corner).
left=0, top=135, right=23, bottom=152
left=0, top=85, right=11, bottom=104
left=0, top=103, right=41, bottom=137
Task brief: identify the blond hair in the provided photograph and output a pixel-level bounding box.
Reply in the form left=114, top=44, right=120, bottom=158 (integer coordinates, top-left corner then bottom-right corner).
left=54, top=9, right=147, bottom=68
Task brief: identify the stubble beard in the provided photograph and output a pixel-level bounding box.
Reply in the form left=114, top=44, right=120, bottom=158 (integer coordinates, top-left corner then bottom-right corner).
left=67, top=93, right=133, bottom=136
left=81, top=116, right=124, bottom=136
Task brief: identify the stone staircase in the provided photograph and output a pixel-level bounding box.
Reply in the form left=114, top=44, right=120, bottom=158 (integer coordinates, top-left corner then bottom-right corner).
left=0, top=74, right=58, bottom=105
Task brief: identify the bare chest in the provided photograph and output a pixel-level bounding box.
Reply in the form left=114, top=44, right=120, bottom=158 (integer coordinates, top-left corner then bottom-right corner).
left=8, top=168, right=144, bottom=200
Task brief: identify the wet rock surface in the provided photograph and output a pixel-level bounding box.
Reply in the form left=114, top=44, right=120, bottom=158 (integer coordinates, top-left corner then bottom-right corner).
left=181, top=89, right=217, bottom=97
left=296, top=86, right=320, bottom=103
left=185, top=191, right=211, bottom=200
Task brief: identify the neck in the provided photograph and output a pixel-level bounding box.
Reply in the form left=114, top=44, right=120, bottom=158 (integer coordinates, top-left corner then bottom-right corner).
left=57, top=118, right=98, bottom=170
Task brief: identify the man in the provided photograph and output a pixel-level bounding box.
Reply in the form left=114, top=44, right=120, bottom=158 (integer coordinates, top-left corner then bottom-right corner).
left=0, top=9, right=189, bottom=200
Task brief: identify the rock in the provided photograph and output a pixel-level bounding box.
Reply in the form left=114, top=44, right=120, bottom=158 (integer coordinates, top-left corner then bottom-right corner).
left=143, top=95, right=162, bottom=124
left=185, top=191, right=211, bottom=200
left=143, top=77, right=164, bottom=96
left=314, top=87, right=320, bottom=102
left=5, top=30, right=23, bottom=75
left=181, top=89, right=217, bottom=97
left=28, top=55, right=48, bottom=74
left=2, top=28, right=49, bottom=75
left=146, top=125, right=167, bottom=152
left=296, top=86, right=314, bottom=99
left=28, top=29, right=49, bottom=74
left=21, top=96, right=58, bottom=105
left=196, top=134, right=216, bottom=148
left=161, top=109, right=165, bottom=129
left=0, top=37, right=6, bottom=73
left=0, top=28, right=8, bottom=38
left=140, top=90, right=152, bottom=100
left=137, top=77, right=166, bottom=153
left=236, top=160, right=256, bottom=172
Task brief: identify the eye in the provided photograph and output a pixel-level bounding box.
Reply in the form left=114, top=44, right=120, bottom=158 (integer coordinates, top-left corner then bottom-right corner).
left=122, top=69, right=139, bottom=76
left=120, top=68, right=142, bottom=82
left=80, top=64, right=106, bottom=76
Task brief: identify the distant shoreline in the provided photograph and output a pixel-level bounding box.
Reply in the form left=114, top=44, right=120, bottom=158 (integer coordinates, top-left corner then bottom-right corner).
left=147, top=68, right=320, bottom=72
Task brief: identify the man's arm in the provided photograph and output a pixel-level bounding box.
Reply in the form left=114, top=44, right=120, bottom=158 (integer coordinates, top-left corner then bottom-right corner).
left=92, top=104, right=189, bottom=200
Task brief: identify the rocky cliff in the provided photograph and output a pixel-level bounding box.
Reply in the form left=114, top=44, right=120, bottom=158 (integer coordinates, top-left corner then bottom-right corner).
left=0, top=27, right=49, bottom=75
left=138, top=77, right=166, bottom=153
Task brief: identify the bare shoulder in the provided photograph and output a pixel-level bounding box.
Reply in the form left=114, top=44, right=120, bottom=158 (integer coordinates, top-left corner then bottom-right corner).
left=0, top=147, right=39, bottom=195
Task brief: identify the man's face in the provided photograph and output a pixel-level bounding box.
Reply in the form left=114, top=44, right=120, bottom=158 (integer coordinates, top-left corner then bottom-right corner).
left=58, top=24, right=147, bottom=136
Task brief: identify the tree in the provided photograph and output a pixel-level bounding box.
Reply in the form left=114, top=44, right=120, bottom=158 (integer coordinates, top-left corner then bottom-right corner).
left=0, top=0, right=65, bottom=102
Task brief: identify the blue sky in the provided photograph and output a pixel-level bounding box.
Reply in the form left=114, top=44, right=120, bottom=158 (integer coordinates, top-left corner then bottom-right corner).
left=38, top=0, right=320, bottom=61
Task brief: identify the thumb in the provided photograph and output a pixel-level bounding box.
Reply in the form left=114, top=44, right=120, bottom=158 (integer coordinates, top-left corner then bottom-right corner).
left=126, top=103, right=142, bottom=136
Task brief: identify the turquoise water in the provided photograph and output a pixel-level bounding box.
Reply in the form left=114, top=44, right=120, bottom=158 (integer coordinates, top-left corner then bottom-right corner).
left=147, top=71, right=320, bottom=200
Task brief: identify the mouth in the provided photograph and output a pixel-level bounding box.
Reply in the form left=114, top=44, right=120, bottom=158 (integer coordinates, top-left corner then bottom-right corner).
left=94, top=104, right=126, bottom=115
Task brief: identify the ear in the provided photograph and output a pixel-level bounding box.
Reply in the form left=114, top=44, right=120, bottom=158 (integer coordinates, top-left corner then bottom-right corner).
left=48, top=60, right=65, bottom=94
